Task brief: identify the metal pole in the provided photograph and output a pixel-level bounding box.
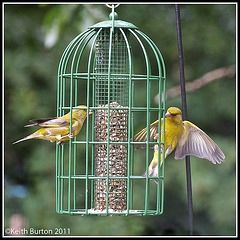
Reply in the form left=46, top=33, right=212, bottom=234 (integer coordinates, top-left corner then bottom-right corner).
left=175, top=4, right=194, bottom=235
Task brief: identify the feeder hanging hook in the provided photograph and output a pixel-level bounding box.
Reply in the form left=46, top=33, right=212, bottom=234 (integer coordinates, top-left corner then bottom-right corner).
left=105, top=4, right=120, bottom=9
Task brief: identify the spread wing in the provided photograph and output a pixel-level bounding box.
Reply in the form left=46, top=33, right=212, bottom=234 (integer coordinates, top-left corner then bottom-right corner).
left=133, top=119, right=161, bottom=149
left=175, top=121, right=225, bottom=164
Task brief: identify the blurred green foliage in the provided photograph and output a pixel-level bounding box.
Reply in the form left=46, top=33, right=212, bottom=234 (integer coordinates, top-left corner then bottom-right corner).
left=4, top=4, right=236, bottom=236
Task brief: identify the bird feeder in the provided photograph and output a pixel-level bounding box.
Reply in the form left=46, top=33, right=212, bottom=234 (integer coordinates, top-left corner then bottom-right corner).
left=56, top=4, right=166, bottom=216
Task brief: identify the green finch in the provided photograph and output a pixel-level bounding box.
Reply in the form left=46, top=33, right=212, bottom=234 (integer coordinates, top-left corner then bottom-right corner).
left=134, top=107, right=225, bottom=183
left=13, top=105, right=92, bottom=145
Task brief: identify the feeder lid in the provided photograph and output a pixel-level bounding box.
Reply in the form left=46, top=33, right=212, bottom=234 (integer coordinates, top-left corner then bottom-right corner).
left=89, top=20, right=138, bottom=29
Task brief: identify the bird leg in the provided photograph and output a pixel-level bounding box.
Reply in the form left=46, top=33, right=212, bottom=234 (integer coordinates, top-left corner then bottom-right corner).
left=58, top=133, right=74, bottom=140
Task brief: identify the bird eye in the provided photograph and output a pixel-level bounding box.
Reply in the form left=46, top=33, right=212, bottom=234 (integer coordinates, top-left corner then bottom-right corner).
left=171, top=113, right=177, bottom=116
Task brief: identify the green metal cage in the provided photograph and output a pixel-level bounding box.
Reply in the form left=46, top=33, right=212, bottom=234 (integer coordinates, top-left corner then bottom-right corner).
left=56, top=5, right=166, bottom=216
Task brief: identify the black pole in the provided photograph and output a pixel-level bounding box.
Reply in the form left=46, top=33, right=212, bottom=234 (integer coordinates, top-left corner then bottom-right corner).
left=175, top=4, right=194, bottom=235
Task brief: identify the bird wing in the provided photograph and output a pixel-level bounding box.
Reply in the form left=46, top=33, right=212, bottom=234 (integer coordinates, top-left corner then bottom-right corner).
left=25, top=117, right=70, bottom=128
left=174, top=121, right=225, bottom=164
left=133, top=119, right=161, bottom=149
left=29, top=118, right=57, bottom=124
left=24, top=118, right=57, bottom=127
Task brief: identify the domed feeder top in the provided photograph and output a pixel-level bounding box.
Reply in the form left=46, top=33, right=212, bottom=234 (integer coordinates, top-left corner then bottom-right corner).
left=89, top=12, right=138, bottom=29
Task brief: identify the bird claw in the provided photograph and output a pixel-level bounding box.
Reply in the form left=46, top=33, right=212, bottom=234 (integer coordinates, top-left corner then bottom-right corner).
left=68, top=133, right=74, bottom=139
left=57, top=133, right=74, bottom=145
left=57, top=141, right=64, bottom=146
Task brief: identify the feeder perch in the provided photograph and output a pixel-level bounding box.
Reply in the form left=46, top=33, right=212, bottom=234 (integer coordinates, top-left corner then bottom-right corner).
left=56, top=4, right=166, bottom=216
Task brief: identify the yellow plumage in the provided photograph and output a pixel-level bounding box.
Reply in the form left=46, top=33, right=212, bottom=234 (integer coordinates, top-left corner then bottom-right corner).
left=134, top=107, right=225, bottom=182
left=13, top=105, right=91, bottom=145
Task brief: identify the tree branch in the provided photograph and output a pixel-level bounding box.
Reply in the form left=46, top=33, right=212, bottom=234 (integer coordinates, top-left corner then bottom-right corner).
left=155, top=65, right=236, bottom=104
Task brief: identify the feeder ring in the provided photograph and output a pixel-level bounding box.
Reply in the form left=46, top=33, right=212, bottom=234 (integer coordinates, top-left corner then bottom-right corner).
left=106, top=4, right=120, bottom=8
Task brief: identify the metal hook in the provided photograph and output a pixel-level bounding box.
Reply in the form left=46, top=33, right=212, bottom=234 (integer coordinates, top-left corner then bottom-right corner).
left=105, top=4, right=120, bottom=9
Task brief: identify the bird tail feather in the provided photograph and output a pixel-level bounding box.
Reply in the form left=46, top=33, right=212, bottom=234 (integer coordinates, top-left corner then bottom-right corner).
left=12, top=136, right=33, bottom=144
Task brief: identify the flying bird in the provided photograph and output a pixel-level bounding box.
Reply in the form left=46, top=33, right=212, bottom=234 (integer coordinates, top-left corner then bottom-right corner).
left=134, top=107, right=225, bottom=183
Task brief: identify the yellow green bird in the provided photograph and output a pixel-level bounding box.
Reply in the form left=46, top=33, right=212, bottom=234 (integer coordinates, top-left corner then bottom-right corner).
left=13, top=105, right=92, bottom=145
left=134, top=107, right=225, bottom=182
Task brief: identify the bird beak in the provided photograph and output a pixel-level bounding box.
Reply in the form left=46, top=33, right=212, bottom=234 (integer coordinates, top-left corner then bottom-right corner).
left=89, top=109, right=93, bottom=115
left=165, top=111, right=171, bottom=118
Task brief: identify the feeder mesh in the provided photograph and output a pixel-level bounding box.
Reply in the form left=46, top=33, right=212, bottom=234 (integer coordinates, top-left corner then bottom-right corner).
left=95, top=28, right=129, bottom=106
left=94, top=28, right=129, bottom=212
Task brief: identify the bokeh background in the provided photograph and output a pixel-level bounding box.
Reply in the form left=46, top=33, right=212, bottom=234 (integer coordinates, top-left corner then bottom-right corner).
left=4, top=3, right=236, bottom=236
